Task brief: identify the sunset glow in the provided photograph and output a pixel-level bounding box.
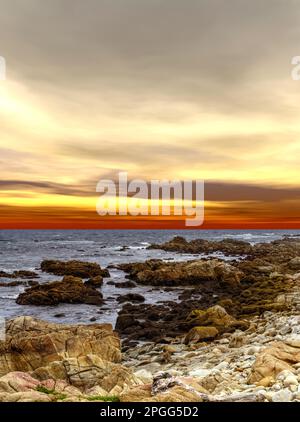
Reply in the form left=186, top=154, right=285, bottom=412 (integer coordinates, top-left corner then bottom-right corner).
left=1, top=1, right=300, bottom=228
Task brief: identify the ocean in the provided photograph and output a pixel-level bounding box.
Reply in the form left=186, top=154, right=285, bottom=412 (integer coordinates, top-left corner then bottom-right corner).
left=0, top=229, right=299, bottom=327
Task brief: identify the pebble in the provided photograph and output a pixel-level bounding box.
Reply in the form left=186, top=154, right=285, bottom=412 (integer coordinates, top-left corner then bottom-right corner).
left=134, top=369, right=153, bottom=384
left=272, top=389, right=293, bottom=402
left=283, top=375, right=298, bottom=387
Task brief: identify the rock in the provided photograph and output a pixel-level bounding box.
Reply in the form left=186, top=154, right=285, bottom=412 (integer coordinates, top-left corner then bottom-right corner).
left=0, top=317, right=139, bottom=396
left=120, top=259, right=243, bottom=287
left=288, top=257, right=300, bottom=270
left=256, top=376, right=275, bottom=387
left=229, top=331, right=247, bottom=348
left=0, top=281, right=27, bottom=287
left=84, top=275, right=103, bottom=288
left=120, top=384, right=153, bottom=402
left=0, top=316, right=121, bottom=376
left=187, top=305, right=249, bottom=333
left=13, top=270, right=39, bottom=279
left=41, top=260, right=110, bottom=278
left=184, top=326, right=219, bottom=344
left=149, top=236, right=253, bottom=256
left=115, top=314, right=137, bottom=331
left=283, top=374, right=298, bottom=387
left=117, top=294, right=145, bottom=303
left=271, top=388, right=293, bottom=402
left=248, top=341, right=300, bottom=383
left=16, top=275, right=103, bottom=306
left=39, top=354, right=136, bottom=393
left=0, top=391, right=53, bottom=402
left=134, top=369, right=153, bottom=384
left=114, top=281, right=137, bottom=288
left=0, top=270, right=39, bottom=279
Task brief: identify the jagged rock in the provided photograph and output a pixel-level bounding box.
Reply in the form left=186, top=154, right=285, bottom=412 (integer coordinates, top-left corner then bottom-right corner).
left=186, top=305, right=249, bottom=333
left=41, top=260, right=110, bottom=278
left=16, top=275, right=103, bottom=306
left=33, top=354, right=137, bottom=393
left=120, top=259, right=243, bottom=288
left=0, top=317, right=138, bottom=395
left=0, top=316, right=121, bottom=376
left=248, top=341, right=300, bottom=383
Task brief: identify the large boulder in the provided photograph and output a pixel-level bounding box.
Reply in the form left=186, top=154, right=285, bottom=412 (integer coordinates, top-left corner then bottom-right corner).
left=41, top=260, right=110, bottom=278
left=248, top=340, right=300, bottom=384
left=0, top=317, right=138, bottom=396
left=0, top=317, right=119, bottom=374
left=184, top=326, right=219, bottom=344
left=16, top=276, right=103, bottom=306
left=122, top=259, right=243, bottom=288
left=186, top=305, right=249, bottom=333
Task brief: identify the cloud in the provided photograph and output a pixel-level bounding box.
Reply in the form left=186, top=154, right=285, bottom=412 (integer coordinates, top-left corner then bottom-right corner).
left=0, top=0, right=299, bottom=116
left=0, top=180, right=94, bottom=197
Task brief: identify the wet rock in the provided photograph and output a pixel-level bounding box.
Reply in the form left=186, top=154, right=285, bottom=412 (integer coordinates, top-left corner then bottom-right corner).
left=13, top=270, right=39, bottom=279
left=149, top=236, right=253, bottom=256
left=0, top=270, right=39, bottom=279
left=41, top=260, right=110, bottom=278
left=53, top=313, right=66, bottom=318
left=114, top=281, right=137, bottom=288
left=0, top=280, right=27, bottom=287
left=115, top=314, right=138, bottom=331
left=16, top=275, right=103, bottom=306
left=84, top=275, right=103, bottom=288
left=117, top=294, right=145, bottom=303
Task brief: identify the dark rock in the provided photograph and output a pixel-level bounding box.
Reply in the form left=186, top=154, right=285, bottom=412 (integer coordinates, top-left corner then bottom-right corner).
left=114, top=281, right=137, bottom=288
left=27, top=280, right=39, bottom=287
left=16, top=275, right=103, bottom=306
left=148, top=236, right=253, bottom=256
left=40, top=259, right=110, bottom=278
left=117, top=293, right=145, bottom=303
left=119, top=259, right=243, bottom=288
left=13, top=270, right=39, bottom=279
left=0, top=280, right=27, bottom=287
left=0, top=270, right=39, bottom=279
left=84, top=275, right=103, bottom=287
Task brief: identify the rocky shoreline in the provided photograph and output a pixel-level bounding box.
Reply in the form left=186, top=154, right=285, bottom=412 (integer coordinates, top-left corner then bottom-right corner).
left=1, top=236, right=300, bottom=401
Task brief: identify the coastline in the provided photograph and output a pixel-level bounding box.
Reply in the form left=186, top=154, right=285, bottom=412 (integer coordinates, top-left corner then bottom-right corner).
left=1, top=233, right=300, bottom=401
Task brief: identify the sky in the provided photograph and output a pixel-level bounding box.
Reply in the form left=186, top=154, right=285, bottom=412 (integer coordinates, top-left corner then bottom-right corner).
left=1, top=0, right=300, bottom=228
